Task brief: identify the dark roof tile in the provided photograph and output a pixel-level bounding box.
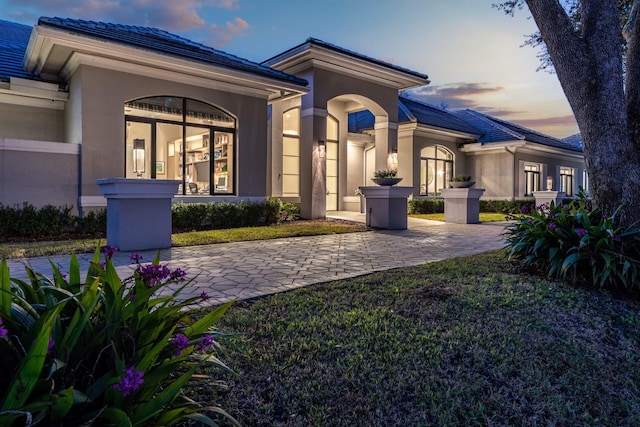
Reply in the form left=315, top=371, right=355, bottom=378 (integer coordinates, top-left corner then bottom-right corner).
left=0, top=19, right=39, bottom=81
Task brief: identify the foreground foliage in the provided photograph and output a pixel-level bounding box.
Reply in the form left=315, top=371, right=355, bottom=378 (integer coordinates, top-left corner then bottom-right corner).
left=188, top=251, right=640, bottom=426
left=504, top=192, right=640, bottom=289
left=0, top=248, right=235, bottom=426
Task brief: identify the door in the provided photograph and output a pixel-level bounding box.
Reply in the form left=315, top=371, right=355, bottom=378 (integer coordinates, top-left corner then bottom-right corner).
left=326, top=141, right=338, bottom=210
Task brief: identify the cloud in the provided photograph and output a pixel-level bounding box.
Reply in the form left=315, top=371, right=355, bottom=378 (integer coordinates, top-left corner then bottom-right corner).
left=405, top=82, right=506, bottom=111
left=5, top=0, right=247, bottom=44
left=208, top=17, right=249, bottom=48
left=513, top=115, right=577, bottom=129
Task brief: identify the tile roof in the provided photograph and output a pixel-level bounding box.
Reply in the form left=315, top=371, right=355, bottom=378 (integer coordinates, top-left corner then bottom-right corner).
left=562, top=133, right=583, bottom=150
left=32, top=17, right=308, bottom=86
left=348, top=95, right=479, bottom=136
left=453, top=109, right=583, bottom=152
left=263, top=37, right=429, bottom=81
left=0, top=19, right=39, bottom=81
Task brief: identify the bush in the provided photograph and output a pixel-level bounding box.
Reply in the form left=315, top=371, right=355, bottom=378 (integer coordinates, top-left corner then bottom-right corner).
left=504, top=191, right=640, bottom=290
left=408, top=199, right=444, bottom=214
left=0, top=248, right=237, bottom=426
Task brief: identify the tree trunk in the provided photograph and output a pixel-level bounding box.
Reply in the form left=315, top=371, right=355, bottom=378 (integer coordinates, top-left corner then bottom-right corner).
left=525, top=0, right=640, bottom=225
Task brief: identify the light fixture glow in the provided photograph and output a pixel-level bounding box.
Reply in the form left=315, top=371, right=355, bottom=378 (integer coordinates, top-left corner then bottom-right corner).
left=133, top=138, right=146, bottom=177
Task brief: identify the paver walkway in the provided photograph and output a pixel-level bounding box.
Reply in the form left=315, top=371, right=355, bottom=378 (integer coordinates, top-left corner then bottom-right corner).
left=5, top=213, right=508, bottom=306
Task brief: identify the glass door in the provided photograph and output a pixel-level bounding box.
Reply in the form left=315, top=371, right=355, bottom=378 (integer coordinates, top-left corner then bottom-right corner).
left=326, top=141, right=338, bottom=210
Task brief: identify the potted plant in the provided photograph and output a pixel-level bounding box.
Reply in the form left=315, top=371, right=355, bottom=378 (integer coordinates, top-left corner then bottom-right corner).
left=372, top=169, right=402, bottom=186
left=449, top=175, right=475, bottom=188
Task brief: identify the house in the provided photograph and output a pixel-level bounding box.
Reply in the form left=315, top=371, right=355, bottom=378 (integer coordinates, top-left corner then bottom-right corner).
left=0, top=17, right=585, bottom=219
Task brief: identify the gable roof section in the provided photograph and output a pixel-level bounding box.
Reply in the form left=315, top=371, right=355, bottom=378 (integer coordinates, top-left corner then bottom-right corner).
left=453, top=109, right=583, bottom=152
left=31, top=17, right=307, bottom=86
left=263, top=38, right=429, bottom=90
left=348, top=95, right=479, bottom=137
left=562, top=133, right=583, bottom=150
left=0, top=19, right=39, bottom=81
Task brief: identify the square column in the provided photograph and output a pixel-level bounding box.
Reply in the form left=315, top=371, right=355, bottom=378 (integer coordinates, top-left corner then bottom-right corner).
left=533, top=191, right=567, bottom=208
left=97, top=178, right=180, bottom=251
left=359, top=185, right=413, bottom=229
left=441, top=188, right=485, bottom=224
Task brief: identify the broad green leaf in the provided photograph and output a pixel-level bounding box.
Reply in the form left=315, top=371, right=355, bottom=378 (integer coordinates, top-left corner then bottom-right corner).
left=49, top=387, right=74, bottom=422
left=97, top=407, right=133, bottom=427
left=1, top=304, right=64, bottom=410
left=0, top=259, right=11, bottom=315
left=184, top=300, right=234, bottom=337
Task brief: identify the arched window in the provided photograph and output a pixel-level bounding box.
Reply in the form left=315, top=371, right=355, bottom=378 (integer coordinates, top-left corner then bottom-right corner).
left=420, top=145, right=453, bottom=196
left=282, top=107, right=300, bottom=197
left=124, top=97, right=236, bottom=195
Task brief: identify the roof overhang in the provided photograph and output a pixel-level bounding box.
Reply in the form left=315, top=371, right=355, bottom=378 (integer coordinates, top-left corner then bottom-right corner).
left=399, top=121, right=481, bottom=141
left=460, top=140, right=584, bottom=159
left=264, top=41, right=430, bottom=90
left=23, top=25, right=309, bottom=101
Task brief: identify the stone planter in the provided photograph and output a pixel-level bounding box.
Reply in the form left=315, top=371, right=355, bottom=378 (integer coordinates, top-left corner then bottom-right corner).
left=449, top=181, right=475, bottom=188
left=371, top=177, right=403, bottom=186
left=441, top=187, right=485, bottom=224
left=97, top=178, right=180, bottom=251
left=358, top=185, right=413, bottom=229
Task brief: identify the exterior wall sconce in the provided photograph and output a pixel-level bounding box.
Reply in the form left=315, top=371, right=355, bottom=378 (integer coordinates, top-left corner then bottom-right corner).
left=546, top=175, right=553, bottom=191
left=389, top=149, right=398, bottom=166
left=318, top=139, right=326, bottom=159
left=133, top=138, right=146, bottom=178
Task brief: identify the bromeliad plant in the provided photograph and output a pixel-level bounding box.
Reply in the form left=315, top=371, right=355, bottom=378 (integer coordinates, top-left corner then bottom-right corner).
left=0, top=247, right=237, bottom=426
left=504, top=189, right=640, bottom=290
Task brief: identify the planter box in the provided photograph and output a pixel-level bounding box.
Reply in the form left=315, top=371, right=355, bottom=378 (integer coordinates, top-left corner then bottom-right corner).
left=97, top=178, right=180, bottom=251
left=359, top=186, right=413, bottom=229
left=441, top=188, right=485, bottom=224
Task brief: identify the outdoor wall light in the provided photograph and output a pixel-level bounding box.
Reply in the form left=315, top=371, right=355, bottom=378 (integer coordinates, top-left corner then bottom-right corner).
left=389, top=149, right=398, bottom=166
left=546, top=175, right=553, bottom=191
left=318, top=139, right=326, bottom=159
left=133, top=138, right=146, bottom=177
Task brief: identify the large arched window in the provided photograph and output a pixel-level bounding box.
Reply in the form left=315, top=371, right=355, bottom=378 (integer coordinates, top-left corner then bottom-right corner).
left=420, top=145, right=453, bottom=196
left=282, top=107, right=300, bottom=197
left=124, top=96, right=236, bottom=195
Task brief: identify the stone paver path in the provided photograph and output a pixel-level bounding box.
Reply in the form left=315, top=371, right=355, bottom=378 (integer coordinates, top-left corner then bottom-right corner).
left=5, top=213, right=508, bottom=306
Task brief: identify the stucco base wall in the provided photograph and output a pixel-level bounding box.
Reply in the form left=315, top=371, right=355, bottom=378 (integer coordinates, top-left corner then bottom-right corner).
left=0, top=139, right=79, bottom=211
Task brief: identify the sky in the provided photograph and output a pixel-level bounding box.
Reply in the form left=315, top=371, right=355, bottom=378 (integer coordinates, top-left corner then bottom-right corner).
left=0, top=0, right=579, bottom=138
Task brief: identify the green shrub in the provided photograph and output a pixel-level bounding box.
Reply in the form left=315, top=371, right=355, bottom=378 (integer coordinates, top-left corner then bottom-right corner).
left=479, top=199, right=535, bottom=214
left=76, top=209, right=107, bottom=234
left=504, top=191, right=640, bottom=290
left=0, top=203, right=78, bottom=238
left=408, top=198, right=444, bottom=214
left=0, top=248, right=237, bottom=426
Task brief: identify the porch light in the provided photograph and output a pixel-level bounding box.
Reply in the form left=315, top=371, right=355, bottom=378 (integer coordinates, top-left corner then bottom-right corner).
left=389, top=149, right=398, bottom=166
left=133, top=138, right=146, bottom=177
left=546, top=175, right=553, bottom=191
left=318, top=139, right=326, bottom=159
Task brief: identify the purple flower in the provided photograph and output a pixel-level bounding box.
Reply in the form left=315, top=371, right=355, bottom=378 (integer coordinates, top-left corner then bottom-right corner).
left=548, top=222, right=557, bottom=231
left=562, top=205, right=569, bottom=212
left=0, top=318, right=7, bottom=338
left=614, top=236, right=622, bottom=242
left=113, top=366, right=144, bottom=396
left=136, top=264, right=172, bottom=288
left=575, top=228, right=587, bottom=237
left=99, top=262, right=106, bottom=270
left=170, top=268, right=187, bottom=282
left=129, top=253, right=143, bottom=263
left=129, top=293, right=136, bottom=302
left=196, top=334, right=216, bottom=352
left=548, top=212, right=556, bottom=219
left=102, top=246, right=118, bottom=260
left=200, top=291, right=210, bottom=301
left=519, top=205, right=529, bottom=214
left=526, top=220, right=533, bottom=226
left=48, top=337, right=55, bottom=355
left=171, top=333, right=190, bottom=356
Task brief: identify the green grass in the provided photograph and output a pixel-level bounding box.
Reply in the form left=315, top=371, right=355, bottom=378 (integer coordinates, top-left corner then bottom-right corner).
left=410, top=212, right=508, bottom=222
left=189, top=251, right=640, bottom=426
left=0, top=220, right=367, bottom=259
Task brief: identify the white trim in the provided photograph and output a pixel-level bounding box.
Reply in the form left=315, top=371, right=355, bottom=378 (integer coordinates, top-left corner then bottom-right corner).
left=0, top=138, right=79, bottom=154
left=80, top=196, right=107, bottom=207
left=374, top=121, right=398, bottom=130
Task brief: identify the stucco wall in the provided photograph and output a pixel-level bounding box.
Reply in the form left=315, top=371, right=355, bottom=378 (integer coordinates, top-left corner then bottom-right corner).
left=75, top=65, right=270, bottom=203
left=0, top=103, right=65, bottom=142
left=467, top=151, right=514, bottom=198
left=0, top=139, right=79, bottom=210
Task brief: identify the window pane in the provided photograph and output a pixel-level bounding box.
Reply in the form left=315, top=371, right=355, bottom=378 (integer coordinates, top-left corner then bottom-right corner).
left=186, top=99, right=235, bottom=128
left=327, top=159, right=338, bottom=176
left=327, top=116, right=338, bottom=141
left=283, top=108, right=300, bottom=136
left=125, top=121, right=152, bottom=178
left=283, top=136, right=300, bottom=156
left=125, top=97, right=183, bottom=121
left=213, top=131, right=233, bottom=194
left=327, top=141, right=338, bottom=158
left=421, top=146, right=435, bottom=158
left=283, top=156, right=299, bottom=174
left=283, top=175, right=299, bottom=195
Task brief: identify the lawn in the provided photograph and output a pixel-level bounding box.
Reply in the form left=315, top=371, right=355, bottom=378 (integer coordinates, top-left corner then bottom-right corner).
left=189, top=251, right=640, bottom=426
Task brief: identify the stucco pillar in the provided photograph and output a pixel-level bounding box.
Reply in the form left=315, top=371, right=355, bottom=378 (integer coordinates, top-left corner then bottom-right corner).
left=300, top=107, right=327, bottom=219
left=374, top=119, right=398, bottom=171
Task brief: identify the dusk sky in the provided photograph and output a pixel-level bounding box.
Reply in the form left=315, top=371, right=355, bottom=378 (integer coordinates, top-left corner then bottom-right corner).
left=1, top=0, right=579, bottom=138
